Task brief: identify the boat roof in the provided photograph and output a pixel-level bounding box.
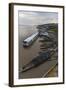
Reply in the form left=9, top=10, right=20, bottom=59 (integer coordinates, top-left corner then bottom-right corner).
left=24, top=32, right=38, bottom=42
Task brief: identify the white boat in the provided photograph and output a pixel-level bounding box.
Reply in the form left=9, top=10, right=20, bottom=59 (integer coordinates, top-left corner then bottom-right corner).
left=23, top=32, right=39, bottom=47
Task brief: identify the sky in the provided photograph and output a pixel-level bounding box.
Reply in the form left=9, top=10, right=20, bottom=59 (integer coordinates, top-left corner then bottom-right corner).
left=18, top=11, right=58, bottom=25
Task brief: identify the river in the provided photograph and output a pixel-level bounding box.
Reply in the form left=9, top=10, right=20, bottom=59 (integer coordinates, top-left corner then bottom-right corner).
left=19, top=25, right=58, bottom=79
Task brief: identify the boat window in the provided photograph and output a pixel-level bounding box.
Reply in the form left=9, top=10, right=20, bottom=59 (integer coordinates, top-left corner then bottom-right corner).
left=23, top=41, right=27, bottom=43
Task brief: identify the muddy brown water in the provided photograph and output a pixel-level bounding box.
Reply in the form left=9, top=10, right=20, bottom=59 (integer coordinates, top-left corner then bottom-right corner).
left=19, top=25, right=58, bottom=79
